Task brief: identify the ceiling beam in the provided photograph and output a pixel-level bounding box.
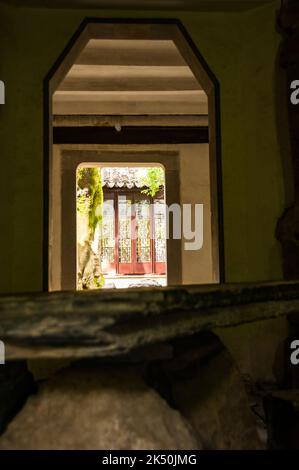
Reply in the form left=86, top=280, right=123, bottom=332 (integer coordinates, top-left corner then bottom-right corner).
left=77, top=40, right=186, bottom=67
left=58, top=65, right=201, bottom=92
left=53, top=90, right=208, bottom=115
left=53, top=114, right=209, bottom=126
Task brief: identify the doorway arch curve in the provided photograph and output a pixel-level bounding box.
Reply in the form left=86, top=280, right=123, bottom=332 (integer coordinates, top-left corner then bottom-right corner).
left=45, top=19, right=224, bottom=290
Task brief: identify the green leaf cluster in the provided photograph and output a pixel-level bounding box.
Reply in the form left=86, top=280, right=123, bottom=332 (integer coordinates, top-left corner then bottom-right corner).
left=141, top=167, right=165, bottom=197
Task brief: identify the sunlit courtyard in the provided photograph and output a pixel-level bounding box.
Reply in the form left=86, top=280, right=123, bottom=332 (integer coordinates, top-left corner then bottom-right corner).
left=77, top=166, right=167, bottom=289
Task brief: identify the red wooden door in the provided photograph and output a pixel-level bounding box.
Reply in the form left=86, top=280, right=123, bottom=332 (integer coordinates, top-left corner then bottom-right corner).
left=153, top=198, right=167, bottom=275
left=117, top=192, right=153, bottom=275
left=133, top=193, right=153, bottom=274
left=101, top=196, right=116, bottom=275
left=117, top=193, right=134, bottom=275
left=103, top=189, right=166, bottom=276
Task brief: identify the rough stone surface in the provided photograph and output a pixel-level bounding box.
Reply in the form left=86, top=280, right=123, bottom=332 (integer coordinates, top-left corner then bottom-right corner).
left=1, top=281, right=299, bottom=360
left=0, top=363, right=200, bottom=450
left=171, top=350, right=263, bottom=450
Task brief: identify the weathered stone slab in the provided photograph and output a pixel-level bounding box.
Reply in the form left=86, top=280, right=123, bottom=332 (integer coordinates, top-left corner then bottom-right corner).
left=1, top=281, right=299, bottom=360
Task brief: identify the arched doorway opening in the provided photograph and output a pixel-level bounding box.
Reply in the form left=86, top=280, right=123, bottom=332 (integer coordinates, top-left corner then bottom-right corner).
left=45, top=20, right=223, bottom=291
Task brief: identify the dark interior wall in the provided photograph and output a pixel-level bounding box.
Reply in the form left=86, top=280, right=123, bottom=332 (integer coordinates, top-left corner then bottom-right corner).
left=0, top=0, right=287, bottom=293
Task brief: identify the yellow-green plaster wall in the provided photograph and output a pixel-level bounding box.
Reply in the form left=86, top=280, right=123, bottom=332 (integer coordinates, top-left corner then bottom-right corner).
left=0, top=0, right=287, bottom=292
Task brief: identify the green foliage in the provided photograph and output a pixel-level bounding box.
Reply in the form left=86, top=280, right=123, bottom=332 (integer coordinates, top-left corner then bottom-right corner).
left=77, top=188, right=89, bottom=216
left=141, top=167, right=165, bottom=197
left=93, top=274, right=105, bottom=288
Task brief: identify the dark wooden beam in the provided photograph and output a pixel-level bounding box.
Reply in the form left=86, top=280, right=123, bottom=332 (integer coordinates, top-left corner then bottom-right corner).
left=53, top=126, right=209, bottom=144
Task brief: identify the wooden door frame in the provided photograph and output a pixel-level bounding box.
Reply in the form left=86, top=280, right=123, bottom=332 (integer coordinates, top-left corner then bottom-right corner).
left=131, top=191, right=154, bottom=275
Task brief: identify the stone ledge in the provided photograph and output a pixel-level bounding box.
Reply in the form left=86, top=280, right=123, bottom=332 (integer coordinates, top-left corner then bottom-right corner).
left=1, top=281, right=299, bottom=360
